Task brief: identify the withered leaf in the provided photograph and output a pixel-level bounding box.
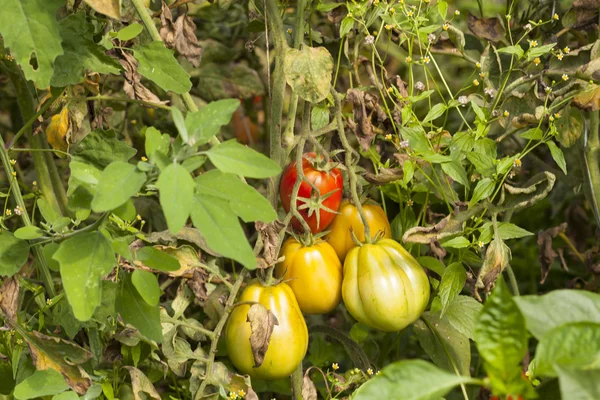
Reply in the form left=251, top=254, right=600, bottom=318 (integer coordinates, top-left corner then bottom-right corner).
left=364, top=167, right=404, bottom=185
left=467, top=13, right=505, bottom=42
left=578, top=59, right=600, bottom=82
left=159, top=2, right=176, bottom=48
left=537, top=223, right=568, bottom=284
left=145, top=227, right=220, bottom=257
left=187, top=269, right=208, bottom=302
left=83, top=0, right=120, bottom=19
left=495, top=172, right=556, bottom=213
left=573, top=84, right=600, bottom=111
left=0, top=276, right=20, bottom=321
left=255, top=220, right=285, bottom=266
left=124, top=366, right=161, bottom=400
left=302, top=374, right=318, bottom=400
left=246, top=303, right=279, bottom=368
left=403, top=203, right=483, bottom=244
left=159, top=3, right=203, bottom=67
left=346, top=88, right=376, bottom=151
left=119, top=51, right=168, bottom=105
left=476, top=237, right=511, bottom=295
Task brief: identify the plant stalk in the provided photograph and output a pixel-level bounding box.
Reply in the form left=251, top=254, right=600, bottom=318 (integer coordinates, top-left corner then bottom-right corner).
left=581, top=111, right=600, bottom=227
left=291, top=362, right=304, bottom=400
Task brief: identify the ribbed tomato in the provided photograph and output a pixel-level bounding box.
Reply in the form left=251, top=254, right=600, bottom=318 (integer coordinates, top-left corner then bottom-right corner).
left=325, top=200, right=392, bottom=261
left=275, top=237, right=342, bottom=314
left=342, top=239, right=430, bottom=331
left=279, top=153, right=343, bottom=234
left=225, top=281, right=308, bottom=380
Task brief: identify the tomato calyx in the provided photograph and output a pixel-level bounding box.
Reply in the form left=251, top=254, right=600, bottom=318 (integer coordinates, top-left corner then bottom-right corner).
left=303, top=152, right=339, bottom=174
left=296, top=187, right=340, bottom=231
left=289, top=230, right=329, bottom=248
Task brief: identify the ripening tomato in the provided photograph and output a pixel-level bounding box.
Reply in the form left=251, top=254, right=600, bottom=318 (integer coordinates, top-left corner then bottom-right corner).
left=342, top=239, right=430, bottom=332
left=225, top=281, right=308, bottom=380
left=325, top=200, right=392, bottom=261
left=279, top=153, right=343, bottom=234
left=232, top=109, right=260, bottom=145
left=275, top=237, right=342, bottom=314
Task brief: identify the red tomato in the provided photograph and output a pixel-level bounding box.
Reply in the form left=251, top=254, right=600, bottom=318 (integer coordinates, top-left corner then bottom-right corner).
left=279, top=153, right=343, bottom=234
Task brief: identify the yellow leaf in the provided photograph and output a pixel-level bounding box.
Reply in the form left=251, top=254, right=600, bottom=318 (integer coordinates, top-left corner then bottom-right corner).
left=46, top=107, right=70, bottom=154
left=573, top=84, right=600, bottom=111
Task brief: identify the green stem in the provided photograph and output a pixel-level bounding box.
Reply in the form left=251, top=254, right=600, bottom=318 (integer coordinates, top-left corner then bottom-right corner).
left=506, top=265, right=520, bottom=297
left=0, top=134, right=56, bottom=297
left=581, top=111, right=600, bottom=227
left=291, top=362, right=304, bottom=400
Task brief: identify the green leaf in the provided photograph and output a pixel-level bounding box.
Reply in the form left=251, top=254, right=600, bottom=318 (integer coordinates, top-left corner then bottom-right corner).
left=447, top=26, right=465, bottom=53
left=532, top=322, right=600, bottom=377
left=514, top=290, right=600, bottom=339
left=546, top=141, right=567, bottom=175
left=474, top=279, right=527, bottom=393
left=185, top=99, right=241, bottom=146
left=439, top=262, right=466, bottom=317
left=400, top=126, right=430, bottom=153
left=52, top=391, right=79, bottom=400
left=423, top=104, right=447, bottom=124
left=205, top=140, right=282, bottom=178
left=284, top=46, right=334, bottom=103
left=471, top=101, right=486, bottom=121
left=441, top=160, right=470, bottom=188
left=53, top=232, right=116, bottom=321
left=311, top=105, right=330, bottom=130
left=14, top=226, right=44, bottom=240
left=131, top=270, right=162, bottom=306
left=417, top=256, right=445, bottom=276
left=467, top=152, right=495, bottom=177
left=51, top=13, right=121, bottom=86
left=0, top=0, right=63, bottom=88
left=414, top=312, right=471, bottom=376
left=190, top=194, right=256, bottom=269
left=497, top=223, right=533, bottom=240
left=71, top=129, right=137, bottom=169
left=497, top=45, right=524, bottom=58
left=353, top=360, right=476, bottom=400
left=171, top=107, right=188, bottom=143
left=156, top=163, right=195, bottom=234
left=116, top=272, right=162, bottom=343
left=469, top=178, right=495, bottom=207
left=37, top=197, right=61, bottom=224
left=136, top=247, right=180, bottom=272
left=43, top=243, right=61, bottom=272
left=520, top=127, right=543, bottom=140
left=0, top=232, right=30, bottom=277
left=441, top=236, right=470, bottom=249
left=196, top=62, right=265, bottom=101
left=144, top=127, right=170, bottom=161
left=116, top=23, right=143, bottom=41
left=437, top=1, right=448, bottom=19
left=443, top=295, right=483, bottom=340
left=133, top=41, right=192, bottom=94
left=340, top=15, right=354, bottom=38
left=556, top=365, right=600, bottom=400
left=555, top=107, right=584, bottom=148
left=195, top=170, right=277, bottom=223
left=527, top=43, right=556, bottom=60
left=13, top=369, right=68, bottom=400
left=91, top=161, right=146, bottom=212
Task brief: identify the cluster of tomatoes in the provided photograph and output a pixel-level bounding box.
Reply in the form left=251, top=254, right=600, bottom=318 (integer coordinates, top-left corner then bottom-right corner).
left=225, top=153, right=431, bottom=380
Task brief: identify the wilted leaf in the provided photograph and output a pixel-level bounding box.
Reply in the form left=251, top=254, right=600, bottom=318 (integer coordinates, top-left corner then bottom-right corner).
left=255, top=220, right=285, bottom=266
left=467, top=13, right=505, bottom=42
left=364, top=168, right=404, bottom=185
left=346, top=89, right=376, bottom=151
left=197, top=62, right=265, bottom=101
left=495, top=172, right=556, bottom=213
left=578, top=58, right=600, bottom=82
left=119, top=51, right=168, bottom=105
left=159, top=4, right=202, bottom=67
left=0, top=276, right=19, bottom=321
left=537, top=223, right=568, bottom=284
left=46, top=107, right=70, bottom=154
left=124, top=367, right=161, bottom=400
left=573, top=84, right=600, bottom=111
left=284, top=46, right=334, bottom=103
left=247, top=303, right=279, bottom=367
left=476, top=237, right=511, bottom=295
left=83, top=0, right=120, bottom=19
left=302, top=375, right=318, bottom=400
left=403, top=203, right=483, bottom=244
left=187, top=269, right=208, bottom=302
left=144, top=227, right=220, bottom=257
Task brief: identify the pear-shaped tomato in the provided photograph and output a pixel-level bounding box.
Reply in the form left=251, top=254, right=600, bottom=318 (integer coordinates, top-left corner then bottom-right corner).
left=342, top=239, right=430, bottom=332
left=225, top=282, right=308, bottom=380
left=275, top=237, right=342, bottom=314
left=325, top=200, right=392, bottom=261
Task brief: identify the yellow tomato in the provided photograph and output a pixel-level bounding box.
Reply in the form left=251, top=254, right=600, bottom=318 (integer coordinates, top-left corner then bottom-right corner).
left=325, top=200, right=392, bottom=261
left=225, top=281, right=308, bottom=380
left=275, top=237, right=342, bottom=314
left=342, top=239, right=430, bottom=332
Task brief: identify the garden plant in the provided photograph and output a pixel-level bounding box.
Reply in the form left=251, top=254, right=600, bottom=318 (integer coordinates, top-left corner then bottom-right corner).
left=1, top=0, right=600, bottom=399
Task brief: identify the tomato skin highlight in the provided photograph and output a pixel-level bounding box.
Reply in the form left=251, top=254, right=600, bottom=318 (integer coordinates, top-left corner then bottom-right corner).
left=225, top=281, right=308, bottom=380
left=279, top=153, right=343, bottom=234
left=325, top=200, right=392, bottom=261
left=342, top=239, right=430, bottom=332
left=276, top=237, right=342, bottom=314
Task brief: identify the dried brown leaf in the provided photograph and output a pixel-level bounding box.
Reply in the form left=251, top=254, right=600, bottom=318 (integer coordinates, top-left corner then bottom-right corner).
left=247, top=303, right=279, bottom=368
left=573, top=84, right=600, bottom=111
left=364, top=167, right=404, bottom=185
left=403, top=203, right=480, bottom=244
left=346, top=88, right=376, bottom=151
left=302, top=374, right=318, bottom=400
left=255, top=220, right=285, bottom=266
left=467, top=13, right=505, bottom=42
left=476, top=238, right=511, bottom=294
left=0, top=276, right=19, bottom=321
left=187, top=269, right=208, bottom=302
left=174, top=14, right=203, bottom=67
left=537, top=223, right=568, bottom=284
left=159, top=2, right=176, bottom=47
left=119, top=52, right=168, bottom=105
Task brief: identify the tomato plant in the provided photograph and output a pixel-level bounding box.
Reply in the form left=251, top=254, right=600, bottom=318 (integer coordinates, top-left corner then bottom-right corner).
left=275, top=236, right=342, bottom=314
left=279, top=152, right=343, bottom=233
left=326, top=200, right=392, bottom=261
left=225, top=281, right=308, bottom=380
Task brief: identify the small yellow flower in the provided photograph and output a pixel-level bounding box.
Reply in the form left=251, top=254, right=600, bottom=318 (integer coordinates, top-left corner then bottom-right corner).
left=141, top=156, right=148, bottom=162
left=557, top=52, right=564, bottom=61
left=549, top=116, right=555, bottom=122
left=46, top=298, right=53, bottom=306
left=530, top=40, right=538, bottom=47
left=372, top=30, right=378, bottom=36
left=5, top=209, right=11, bottom=216
left=407, top=199, right=414, bottom=206
left=376, top=370, right=381, bottom=375
left=553, top=13, right=559, bottom=20
left=332, top=363, right=339, bottom=371
left=562, top=74, right=569, bottom=81
left=455, top=10, right=460, bottom=16
left=423, top=56, right=430, bottom=64
left=387, top=87, right=394, bottom=93
left=513, top=158, right=522, bottom=168
left=287, top=28, right=292, bottom=34
left=16, top=339, right=23, bottom=345
left=478, top=241, right=484, bottom=248
left=11, top=171, right=16, bottom=177
left=479, top=72, right=485, bottom=78
left=554, top=112, right=561, bottom=118
left=407, top=10, right=413, bottom=17
left=238, top=390, right=246, bottom=397
left=442, top=23, right=449, bottom=31
left=136, top=214, right=142, bottom=221
left=563, top=46, right=570, bottom=54
left=228, top=393, right=238, bottom=400
left=424, top=0, right=430, bottom=3
left=533, top=57, right=541, bottom=65
left=385, top=134, right=392, bottom=140
left=389, top=8, right=396, bottom=15
left=130, top=119, right=137, bottom=125
left=385, top=24, right=392, bottom=30
left=32, top=181, right=37, bottom=186
left=473, top=79, right=480, bottom=86
left=545, top=86, right=553, bottom=93
left=406, top=56, right=412, bottom=63
left=475, top=62, right=481, bottom=69
left=10, top=159, right=16, bottom=165
left=373, top=0, right=379, bottom=4
left=9, top=330, right=15, bottom=336
left=367, top=368, right=374, bottom=375
left=503, top=110, right=509, bottom=117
